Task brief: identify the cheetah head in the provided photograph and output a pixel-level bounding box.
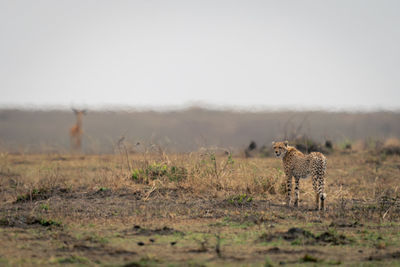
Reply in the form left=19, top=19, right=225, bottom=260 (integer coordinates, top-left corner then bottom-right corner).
left=272, top=141, right=289, bottom=158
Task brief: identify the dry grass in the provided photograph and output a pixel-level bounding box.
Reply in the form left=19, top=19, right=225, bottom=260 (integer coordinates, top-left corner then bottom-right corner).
left=0, top=148, right=400, bottom=266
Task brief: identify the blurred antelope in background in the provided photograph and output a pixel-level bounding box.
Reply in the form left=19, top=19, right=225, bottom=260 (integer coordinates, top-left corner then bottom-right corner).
left=70, top=109, right=87, bottom=152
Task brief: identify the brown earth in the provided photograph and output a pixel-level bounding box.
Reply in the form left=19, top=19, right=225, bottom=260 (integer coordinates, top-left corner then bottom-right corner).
left=0, top=150, right=400, bottom=266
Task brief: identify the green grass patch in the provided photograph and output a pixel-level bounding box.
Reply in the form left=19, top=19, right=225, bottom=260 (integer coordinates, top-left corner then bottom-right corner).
left=56, top=255, right=90, bottom=264
left=39, top=203, right=49, bottom=211
left=227, top=194, right=253, bottom=205
left=302, top=254, right=319, bottom=263
left=123, top=256, right=160, bottom=267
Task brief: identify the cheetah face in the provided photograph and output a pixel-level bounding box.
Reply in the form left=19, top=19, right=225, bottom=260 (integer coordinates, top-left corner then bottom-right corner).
left=272, top=141, right=288, bottom=158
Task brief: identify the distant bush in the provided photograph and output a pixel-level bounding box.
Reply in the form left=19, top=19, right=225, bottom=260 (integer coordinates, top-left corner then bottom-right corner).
left=325, top=140, right=333, bottom=149
left=292, top=136, right=330, bottom=154
left=243, top=141, right=273, bottom=158
left=381, top=138, right=400, bottom=156
left=244, top=141, right=257, bottom=158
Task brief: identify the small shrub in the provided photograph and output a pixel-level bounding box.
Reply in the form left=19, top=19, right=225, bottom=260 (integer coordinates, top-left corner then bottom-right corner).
left=15, top=186, right=70, bottom=203
left=39, top=204, right=49, bottom=211
left=146, top=163, right=168, bottom=179
left=98, top=187, right=109, bottom=192
left=16, top=188, right=49, bottom=202
left=381, top=138, right=400, bottom=155
left=227, top=153, right=234, bottom=165
left=278, top=180, right=287, bottom=195
left=228, top=194, right=253, bottom=206
left=302, top=254, right=319, bottom=262
left=131, top=168, right=145, bottom=181
left=124, top=256, right=160, bottom=267
left=339, top=140, right=352, bottom=150
left=245, top=141, right=257, bottom=158
left=38, top=219, right=62, bottom=227
left=0, top=217, right=11, bottom=227
left=85, top=233, right=109, bottom=244
left=316, top=229, right=351, bottom=245
left=325, top=140, right=333, bottom=149
left=284, top=227, right=315, bottom=241
left=57, top=255, right=90, bottom=264
left=264, top=256, right=274, bottom=267
left=258, top=232, right=274, bottom=243
left=293, top=137, right=326, bottom=154
left=254, top=177, right=276, bottom=194
left=375, top=241, right=387, bottom=249
left=168, top=166, right=188, bottom=182
left=131, top=164, right=163, bottom=183
left=132, top=163, right=188, bottom=183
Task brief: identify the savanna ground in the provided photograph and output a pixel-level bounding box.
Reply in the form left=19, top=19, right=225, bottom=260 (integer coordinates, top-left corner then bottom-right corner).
left=0, top=147, right=400, bottom=266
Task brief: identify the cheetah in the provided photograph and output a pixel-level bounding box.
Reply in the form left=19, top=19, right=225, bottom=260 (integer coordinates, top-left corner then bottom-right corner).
left=272, top=141, right=327, bottom=211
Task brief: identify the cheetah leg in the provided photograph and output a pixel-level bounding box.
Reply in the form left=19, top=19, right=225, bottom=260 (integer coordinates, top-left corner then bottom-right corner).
left=312, top=176, right=319, bottom=210
left=318, top=177, right=326, bottom=211
left=286, top=174, right=293, bottom=207
left=294, top=176, right=300, bottom=207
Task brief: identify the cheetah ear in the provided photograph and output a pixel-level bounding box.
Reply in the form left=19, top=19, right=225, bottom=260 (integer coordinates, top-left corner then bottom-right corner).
left=271, top=141, right=275, bottom=146
left=284, top=141, right=288, bottom=147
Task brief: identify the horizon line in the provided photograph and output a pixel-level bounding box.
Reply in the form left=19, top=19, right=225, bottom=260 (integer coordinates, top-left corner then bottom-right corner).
left=0, top=102, right=399, bottom=113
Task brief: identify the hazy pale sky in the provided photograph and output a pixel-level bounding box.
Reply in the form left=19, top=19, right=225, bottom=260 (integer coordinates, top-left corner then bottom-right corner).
left=0, top=0, right=399, bottom=110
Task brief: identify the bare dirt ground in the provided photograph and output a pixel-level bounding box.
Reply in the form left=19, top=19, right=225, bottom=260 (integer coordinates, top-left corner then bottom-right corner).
left=0, top=150, right=400, bottom=266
